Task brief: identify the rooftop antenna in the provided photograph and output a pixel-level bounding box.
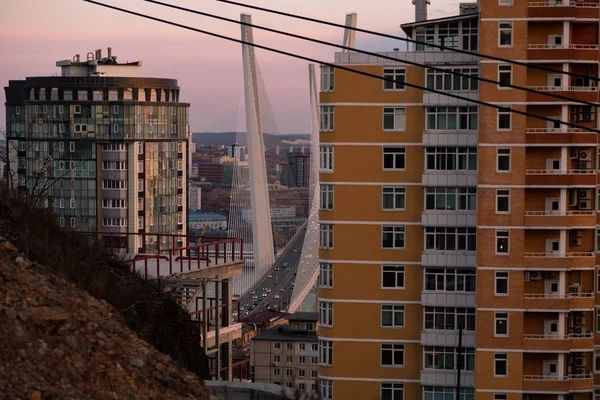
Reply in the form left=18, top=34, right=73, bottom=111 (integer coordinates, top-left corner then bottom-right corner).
left=342, top=13, right=357, bottom=51
left=413, top=0, right=430, bottom=22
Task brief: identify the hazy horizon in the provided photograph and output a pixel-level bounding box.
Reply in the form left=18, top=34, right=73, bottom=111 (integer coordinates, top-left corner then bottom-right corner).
left=1, top=0, right=462, bottom=134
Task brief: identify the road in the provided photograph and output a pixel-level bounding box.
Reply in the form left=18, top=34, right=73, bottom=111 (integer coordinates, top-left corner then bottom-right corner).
left=239, top=226, right=306, bottom=320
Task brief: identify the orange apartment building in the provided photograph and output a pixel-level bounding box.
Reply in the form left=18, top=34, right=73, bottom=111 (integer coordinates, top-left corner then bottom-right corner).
left=317, top=0, right=600, bottom=399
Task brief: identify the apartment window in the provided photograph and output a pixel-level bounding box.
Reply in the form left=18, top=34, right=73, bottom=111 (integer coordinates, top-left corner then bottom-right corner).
left=424, top=307, right=476, bottom=331
left=286, top=342, right=293, bottom=351
left=93, top=90, right=103, bottom=101
left=495, top=312, right=509, bottom=336
left=497, top=148, right=511, bottom=172
left=319, top=224, right=334, bottom=249
left=109, top=90, right=118, bottom=101
left=498, top=65, right=512, bottom=88
left=424, top=268, right=476, bottom=293
left=498, top=22, right=513, bottom=47
left=425, top=147, right=477, bottom=171
left=273, top=368, right=280, bottom=376
left=425, top=227, right=477, bottom=251
left=298, top=343, right=306, bottom=351
left=319, top=301, right=333, bottom=327
left=320, top=66, right=335, bottom=92
left=274, top=342, right=281, bottom=350
left=286, top=355, right=293, bottom=363
left=498, top=108, right=512, bottom=130
left=320, top=184, right=334, bottom=210
left=383, top=68, right=406, bottom=90
left=63, top=90, right=73, bottom=101
left=319, top=262, right=333, bottom=288
left=383, top=147, right=406, bottom=170
left=499, top=0, right=513, bottom=5
left=298, top=369, right=306, bottom=378
left=138, top=160, right=144, bottom=173
left=425, top=187, right=477, bottom=211
left=494, top=353, right=508, bottom=376
left=59, top=217, right=65, bottom=227
left=383, top=107, right=406, bottom=131
left=311, top=356, right=318, bottom=364
left=382, top=225, right=405, bottom=249
left=382, top=265, right=405, bottom=289
left=383, top=187, right=406, bottom=210
left=425, top=387, right=475, bottom=400
left=495, top=271, right=509, bottom=295
left=381, top=343, right=404, bottom=367
left=319, top=379, right=333, bottom=400
left=285, top=368, right=292, bottom=377
left=494, top=395, right=508, bottom=400
left=381, top=383, right=403, bottom=400
left=496, top=231, right=509, bottom=254
left=426, top=107, right=478, bottom=131
left=273, top=355, right=280, bottom=363
left=320, top=106, right=334, bottom=132
left=320, top=145, right=334, bottom=172
left=319, top=341, right=333, bottom=365
left=496, top=189, right=510, bottom=213
left=382, top=305, right=405, bottom=328
left=426, top=68, right=478, bottom=91
left=424, top=347, right=475, bottom=371
left=311, top=370, right=318, bottom=378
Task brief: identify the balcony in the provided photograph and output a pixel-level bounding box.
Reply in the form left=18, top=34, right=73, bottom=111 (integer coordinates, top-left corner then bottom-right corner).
left=421, top=211, right=477, bottom=227
left=522, top=374, right=593, bottom=392
left=523, top=292, right=594, bottom=309
left=528, top=1, right=600, bottom=19
left=523, top=333, right=594, bottom=352
left=422, top=131, right=478, bottom=147
left=524, top=252, right=595, bottom=268
left=527, top=44, right=600, bottom=61
left=423, top=90, right=478, bottom=106
left=421, top=251, right=477, bottom=267
left=525, top=128, right=597, bottom=145
left=420, top=370, right=476, bottom=387
left=421, top=291, right=477, bottom=307
left=526, top=86, right=598, bottom=103
left=523, top=210, right=595, bottom=227
left=422, top=170, right=478, bottom=187
left=421, top=329, right=477, bottom=347
left=525, top=169, right=596, bottom=186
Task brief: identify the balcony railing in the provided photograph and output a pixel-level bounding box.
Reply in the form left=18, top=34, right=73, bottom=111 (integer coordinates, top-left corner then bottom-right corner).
left=529, top=1, right=600, bottom=6
left=523, top=375, right=568, bottom=381
left=527, top=44, right=600, bottom=49
left=525, top=127, right=589, bottom=133
left=523, top=333, right=594, bottom=339
left=524, top=252, right=594, bottom=258
left=524, top=292, right=594, bottom=299
left=527, top=85, right=598, bottom=91
left=525, top=169, right=595, bottom=174
left=524, top=210, right=595, bottom=216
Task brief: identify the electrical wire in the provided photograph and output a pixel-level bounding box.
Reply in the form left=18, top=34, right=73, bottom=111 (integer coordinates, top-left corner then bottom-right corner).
left=145, top=0, right=599, bottom=108
left=217, top=0, right=600, bottom=82
left=82, top=0, right=600, bottom=133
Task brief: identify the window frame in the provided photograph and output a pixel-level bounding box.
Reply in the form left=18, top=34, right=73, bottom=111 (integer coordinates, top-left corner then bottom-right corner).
left=383, top=68, right=406, bottom=91
left=382, top=186, right=406, bottom=211
left=498, top=22, right=513, bottom=47
left=496, top=189, right=510, bottom=214
left=383, top=147, right=406, bottom=170
left=319, top=262, right=334, bottom=288
left=382, top=265, right=405, bottom=290
left=382, top=107, right=407, bottom=132
left=497, top=148, right=511, bottom=172
left=320, top=184, right=334, bottom=211
left=496, top=230, right=510, bottom=255
left=498, top=64, right=513, bottom=89
left=494, top=311, right=509, bottom=337
left=497, top=108, right=512, bottom=131
left=495, top=271, right=509, bottom=296
left=382, top=225, right=406, bottom=249
left=494, top=353, right=508, bottom=377
left=381, top=304, right=405, bottom=328
left=381, top=343, right=405, bottom=368
left=319, top=301, right=334, bottom=327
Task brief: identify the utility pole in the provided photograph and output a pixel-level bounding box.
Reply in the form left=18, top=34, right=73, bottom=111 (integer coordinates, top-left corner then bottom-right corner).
left=455, top=324, right=463, bottom=400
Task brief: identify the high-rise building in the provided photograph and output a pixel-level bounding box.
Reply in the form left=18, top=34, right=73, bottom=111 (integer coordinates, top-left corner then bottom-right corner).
left=317, top=1, right=599, bottom=399
left=287, top=152, right=310, bottom=188
left=4, top=48, right=190, bottom=252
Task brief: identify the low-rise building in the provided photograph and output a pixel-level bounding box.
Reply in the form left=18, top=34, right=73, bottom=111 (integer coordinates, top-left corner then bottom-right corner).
left=188, top=211, right=228, bottom=233
left=250, top=312, right=319, bottom=393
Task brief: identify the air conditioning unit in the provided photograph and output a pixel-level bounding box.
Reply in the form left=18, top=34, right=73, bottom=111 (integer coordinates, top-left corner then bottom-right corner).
left=576, top=368, right=586, bottom=375
left=575, top=317, right=585, bottom=325
left=579, top=199, right=591, bottom=210
left=570, top=148, right=580, bottom=159
left=575, top=327, right=584, bottom=334
left=530, top=271, right=542, bottom=281
left=570, top=229, right=582, bottom=238
left=569, top=284, right=581, bottom=294
left=578, top=189, right=590, bottom=199
left=583, top=113, right=593, bottom=121
left=570, top=238, right=582, bottom=246
left=580, top=161, right=591, bottom=169
left=579, top=150, right=591, bottom=160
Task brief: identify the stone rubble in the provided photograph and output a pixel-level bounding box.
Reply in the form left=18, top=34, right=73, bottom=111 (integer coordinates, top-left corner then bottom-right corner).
left=0, top=236, right=210, bottom=400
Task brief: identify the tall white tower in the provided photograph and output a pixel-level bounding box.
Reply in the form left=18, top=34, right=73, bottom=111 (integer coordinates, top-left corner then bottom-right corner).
left=241, top=13, right=275, bottom=271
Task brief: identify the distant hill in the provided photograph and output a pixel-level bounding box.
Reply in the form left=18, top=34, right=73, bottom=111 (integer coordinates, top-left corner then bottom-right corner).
left=192, top=132, right=310, bottom=150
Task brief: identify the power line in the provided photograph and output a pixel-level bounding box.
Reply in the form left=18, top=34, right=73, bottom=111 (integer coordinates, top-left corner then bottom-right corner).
left=82, top=0, right=600, bottom=133
left=217, top=0, right=600, bottom=82
left=146, top=0, right=598, bottom=107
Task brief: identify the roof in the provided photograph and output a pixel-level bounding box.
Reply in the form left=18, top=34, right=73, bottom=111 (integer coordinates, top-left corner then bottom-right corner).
left=400, top=12, right=478, bottom=38
left=287, top=312, right=318, bottom=322
left=252, top=324, right=318, bottom=342
left=188, top=211, right=227, bottom=221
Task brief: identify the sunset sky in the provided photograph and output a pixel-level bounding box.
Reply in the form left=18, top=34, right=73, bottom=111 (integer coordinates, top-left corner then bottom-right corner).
left=1, top=0, right=461, bottom=134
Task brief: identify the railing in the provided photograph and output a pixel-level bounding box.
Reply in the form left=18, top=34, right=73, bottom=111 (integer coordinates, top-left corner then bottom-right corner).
left=525, top=169, right=595, bottom=174
left=529, top=1, right=600, bottom=6
left=189, top=300, right=241, bottom=330
left=525, top=127, right=589, bottom=133
left=527, top=44, right=600, bottom=49
left=524, top=210, right=595, bottom=216
left=523, top=375, right=568, bottom=381
left=209, top=359, right=251, bottom=380
left=527, top=85, right=598, bottom=91
left=524, top=292, right=594, bottom=299
left=568, top=373, right=593, bottom=379
left=523, top=333, right=594, bottom=339
left=524, top=252, right=594, bottom=258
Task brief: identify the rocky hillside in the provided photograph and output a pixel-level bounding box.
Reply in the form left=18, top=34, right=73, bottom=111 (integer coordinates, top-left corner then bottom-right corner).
left=0, top=236, right=210, bottom=399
